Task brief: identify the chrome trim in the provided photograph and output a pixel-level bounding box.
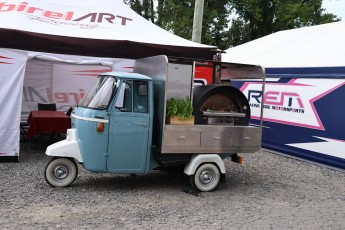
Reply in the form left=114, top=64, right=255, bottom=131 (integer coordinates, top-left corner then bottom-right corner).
left=71, top=114, right=109, bottom=123
left=202, top=111, right=246, bottom=117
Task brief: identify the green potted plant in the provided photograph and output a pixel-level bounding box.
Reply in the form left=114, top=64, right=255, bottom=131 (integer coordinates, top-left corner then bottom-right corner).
left=166, top=96, right=194, bottom=125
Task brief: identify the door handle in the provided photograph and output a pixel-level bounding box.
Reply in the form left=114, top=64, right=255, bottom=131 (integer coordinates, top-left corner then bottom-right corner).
left=136, top=123, right=148, bottom=127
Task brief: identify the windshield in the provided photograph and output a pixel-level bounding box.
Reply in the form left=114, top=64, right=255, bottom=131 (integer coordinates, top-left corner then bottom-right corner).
left=79, top=76, right=118, bottom=109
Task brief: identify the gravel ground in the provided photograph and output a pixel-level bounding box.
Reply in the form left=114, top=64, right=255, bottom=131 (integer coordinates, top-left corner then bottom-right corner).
left=1, top=137, right=345, bottom=230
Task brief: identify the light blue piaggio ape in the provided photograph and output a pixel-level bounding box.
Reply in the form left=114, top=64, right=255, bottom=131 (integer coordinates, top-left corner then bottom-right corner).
left=44, top=55, right=265, bottom=192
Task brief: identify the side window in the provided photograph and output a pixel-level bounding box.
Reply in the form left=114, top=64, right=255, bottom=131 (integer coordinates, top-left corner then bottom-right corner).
left=133, top=80, right=148, bottom=113
left=122, top=80, right=132, bottom=112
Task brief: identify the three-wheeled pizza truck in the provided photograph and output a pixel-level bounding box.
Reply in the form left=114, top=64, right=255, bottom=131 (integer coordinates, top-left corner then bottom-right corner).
left=44, top=55, right=265, bottom=192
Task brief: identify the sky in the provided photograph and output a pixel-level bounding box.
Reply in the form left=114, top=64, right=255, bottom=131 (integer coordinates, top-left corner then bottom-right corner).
left=322, top=0, right=345, bottom=20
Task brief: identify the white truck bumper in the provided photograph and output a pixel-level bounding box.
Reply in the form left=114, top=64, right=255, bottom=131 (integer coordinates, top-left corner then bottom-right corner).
left=46, top=128, right=83, bottom=163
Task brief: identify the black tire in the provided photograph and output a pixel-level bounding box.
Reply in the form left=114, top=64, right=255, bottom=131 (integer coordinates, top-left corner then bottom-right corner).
left=44, top=157, right=78, bottom=187
left=190, top=163, right=220, bottom=192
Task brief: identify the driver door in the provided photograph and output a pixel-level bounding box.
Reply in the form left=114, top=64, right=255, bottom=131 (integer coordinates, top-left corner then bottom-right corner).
left=107, top=79, right=150, bottom=173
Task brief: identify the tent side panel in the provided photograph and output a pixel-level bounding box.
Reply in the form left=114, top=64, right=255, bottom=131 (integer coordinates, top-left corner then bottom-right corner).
left=231, top=77, right=345, bottom=170
left=0, top=49, right=27, bottom=161
left=22, top=60, right=113, bottom=121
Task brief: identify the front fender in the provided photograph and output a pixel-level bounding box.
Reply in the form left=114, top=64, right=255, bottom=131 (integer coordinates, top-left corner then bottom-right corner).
left=46, top=129, right=83, bottom=162
left=184, top=154, right=225, bottom=175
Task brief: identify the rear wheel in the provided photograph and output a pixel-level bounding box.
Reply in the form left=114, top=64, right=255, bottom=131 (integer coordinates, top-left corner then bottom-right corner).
left=190, top=163, right=220, bottom=192
left=44, top=157, right=78, bottom=187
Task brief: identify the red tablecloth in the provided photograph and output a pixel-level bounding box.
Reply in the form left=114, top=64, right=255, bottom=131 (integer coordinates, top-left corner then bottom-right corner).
left=27, top=110, right=71, bottom=139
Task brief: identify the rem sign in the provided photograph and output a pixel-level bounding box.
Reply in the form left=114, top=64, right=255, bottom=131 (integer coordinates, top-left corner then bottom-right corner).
left=240, top=78, right=345, bottom=130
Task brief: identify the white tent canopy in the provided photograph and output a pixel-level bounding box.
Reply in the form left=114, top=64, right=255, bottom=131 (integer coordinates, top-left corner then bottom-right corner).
left=0, top=0, right=216, bottom=59
left=222, top=22, right=345, bottom=68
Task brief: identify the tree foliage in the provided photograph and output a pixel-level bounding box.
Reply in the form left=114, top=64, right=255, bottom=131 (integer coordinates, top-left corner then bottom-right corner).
left=123, top=0, right=340, bottom=49
left=228, top=0, right=340, bottom=46
left=123, top=0, right=155, bottom=22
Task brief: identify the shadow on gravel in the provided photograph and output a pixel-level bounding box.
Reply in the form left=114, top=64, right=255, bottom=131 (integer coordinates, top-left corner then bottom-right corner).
left=73, top=169, right=191, bottom=192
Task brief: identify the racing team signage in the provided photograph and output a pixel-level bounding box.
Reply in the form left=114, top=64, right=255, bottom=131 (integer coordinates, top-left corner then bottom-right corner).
left=241, top=78, right=345, bottom=130
left=237, top=77, right=345, bottom=169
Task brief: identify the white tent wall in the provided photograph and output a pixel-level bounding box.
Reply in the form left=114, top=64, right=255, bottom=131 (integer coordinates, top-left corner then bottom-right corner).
left=22, top=60, right=109, bottom=119
left=22, top=51, right=134, bottom=121
left=0, top=49, right=27, bottom=159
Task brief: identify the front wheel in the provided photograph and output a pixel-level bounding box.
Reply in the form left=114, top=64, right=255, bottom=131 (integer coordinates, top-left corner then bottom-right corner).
left=44, top=157, right=78, bottom=187
left=190, top=163, right=220, bottom=192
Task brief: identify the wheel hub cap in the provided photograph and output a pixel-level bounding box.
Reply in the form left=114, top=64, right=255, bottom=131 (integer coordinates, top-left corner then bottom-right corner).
left=200, top=170, right=213, bottom=185
left=54, top=166, right=68, bottom=179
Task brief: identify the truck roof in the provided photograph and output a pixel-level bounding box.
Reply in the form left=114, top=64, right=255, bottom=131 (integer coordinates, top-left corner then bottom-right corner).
left=100, top=72, right=152, bottom=81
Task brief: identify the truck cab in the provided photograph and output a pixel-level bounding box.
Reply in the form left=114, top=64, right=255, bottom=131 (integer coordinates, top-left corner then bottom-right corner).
left=65, top=73, right=157, bottom=174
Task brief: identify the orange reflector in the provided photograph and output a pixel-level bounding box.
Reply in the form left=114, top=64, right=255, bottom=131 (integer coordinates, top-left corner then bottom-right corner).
left=232, top=154, right=243, bottom=164
left=96, top=122, right=104, bottom=132
left=238, top=156, right=243, bottom=164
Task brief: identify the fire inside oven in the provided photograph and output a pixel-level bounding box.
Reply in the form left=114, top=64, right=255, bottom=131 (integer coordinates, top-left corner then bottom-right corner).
left=193, top=85, right=250, bottom=125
